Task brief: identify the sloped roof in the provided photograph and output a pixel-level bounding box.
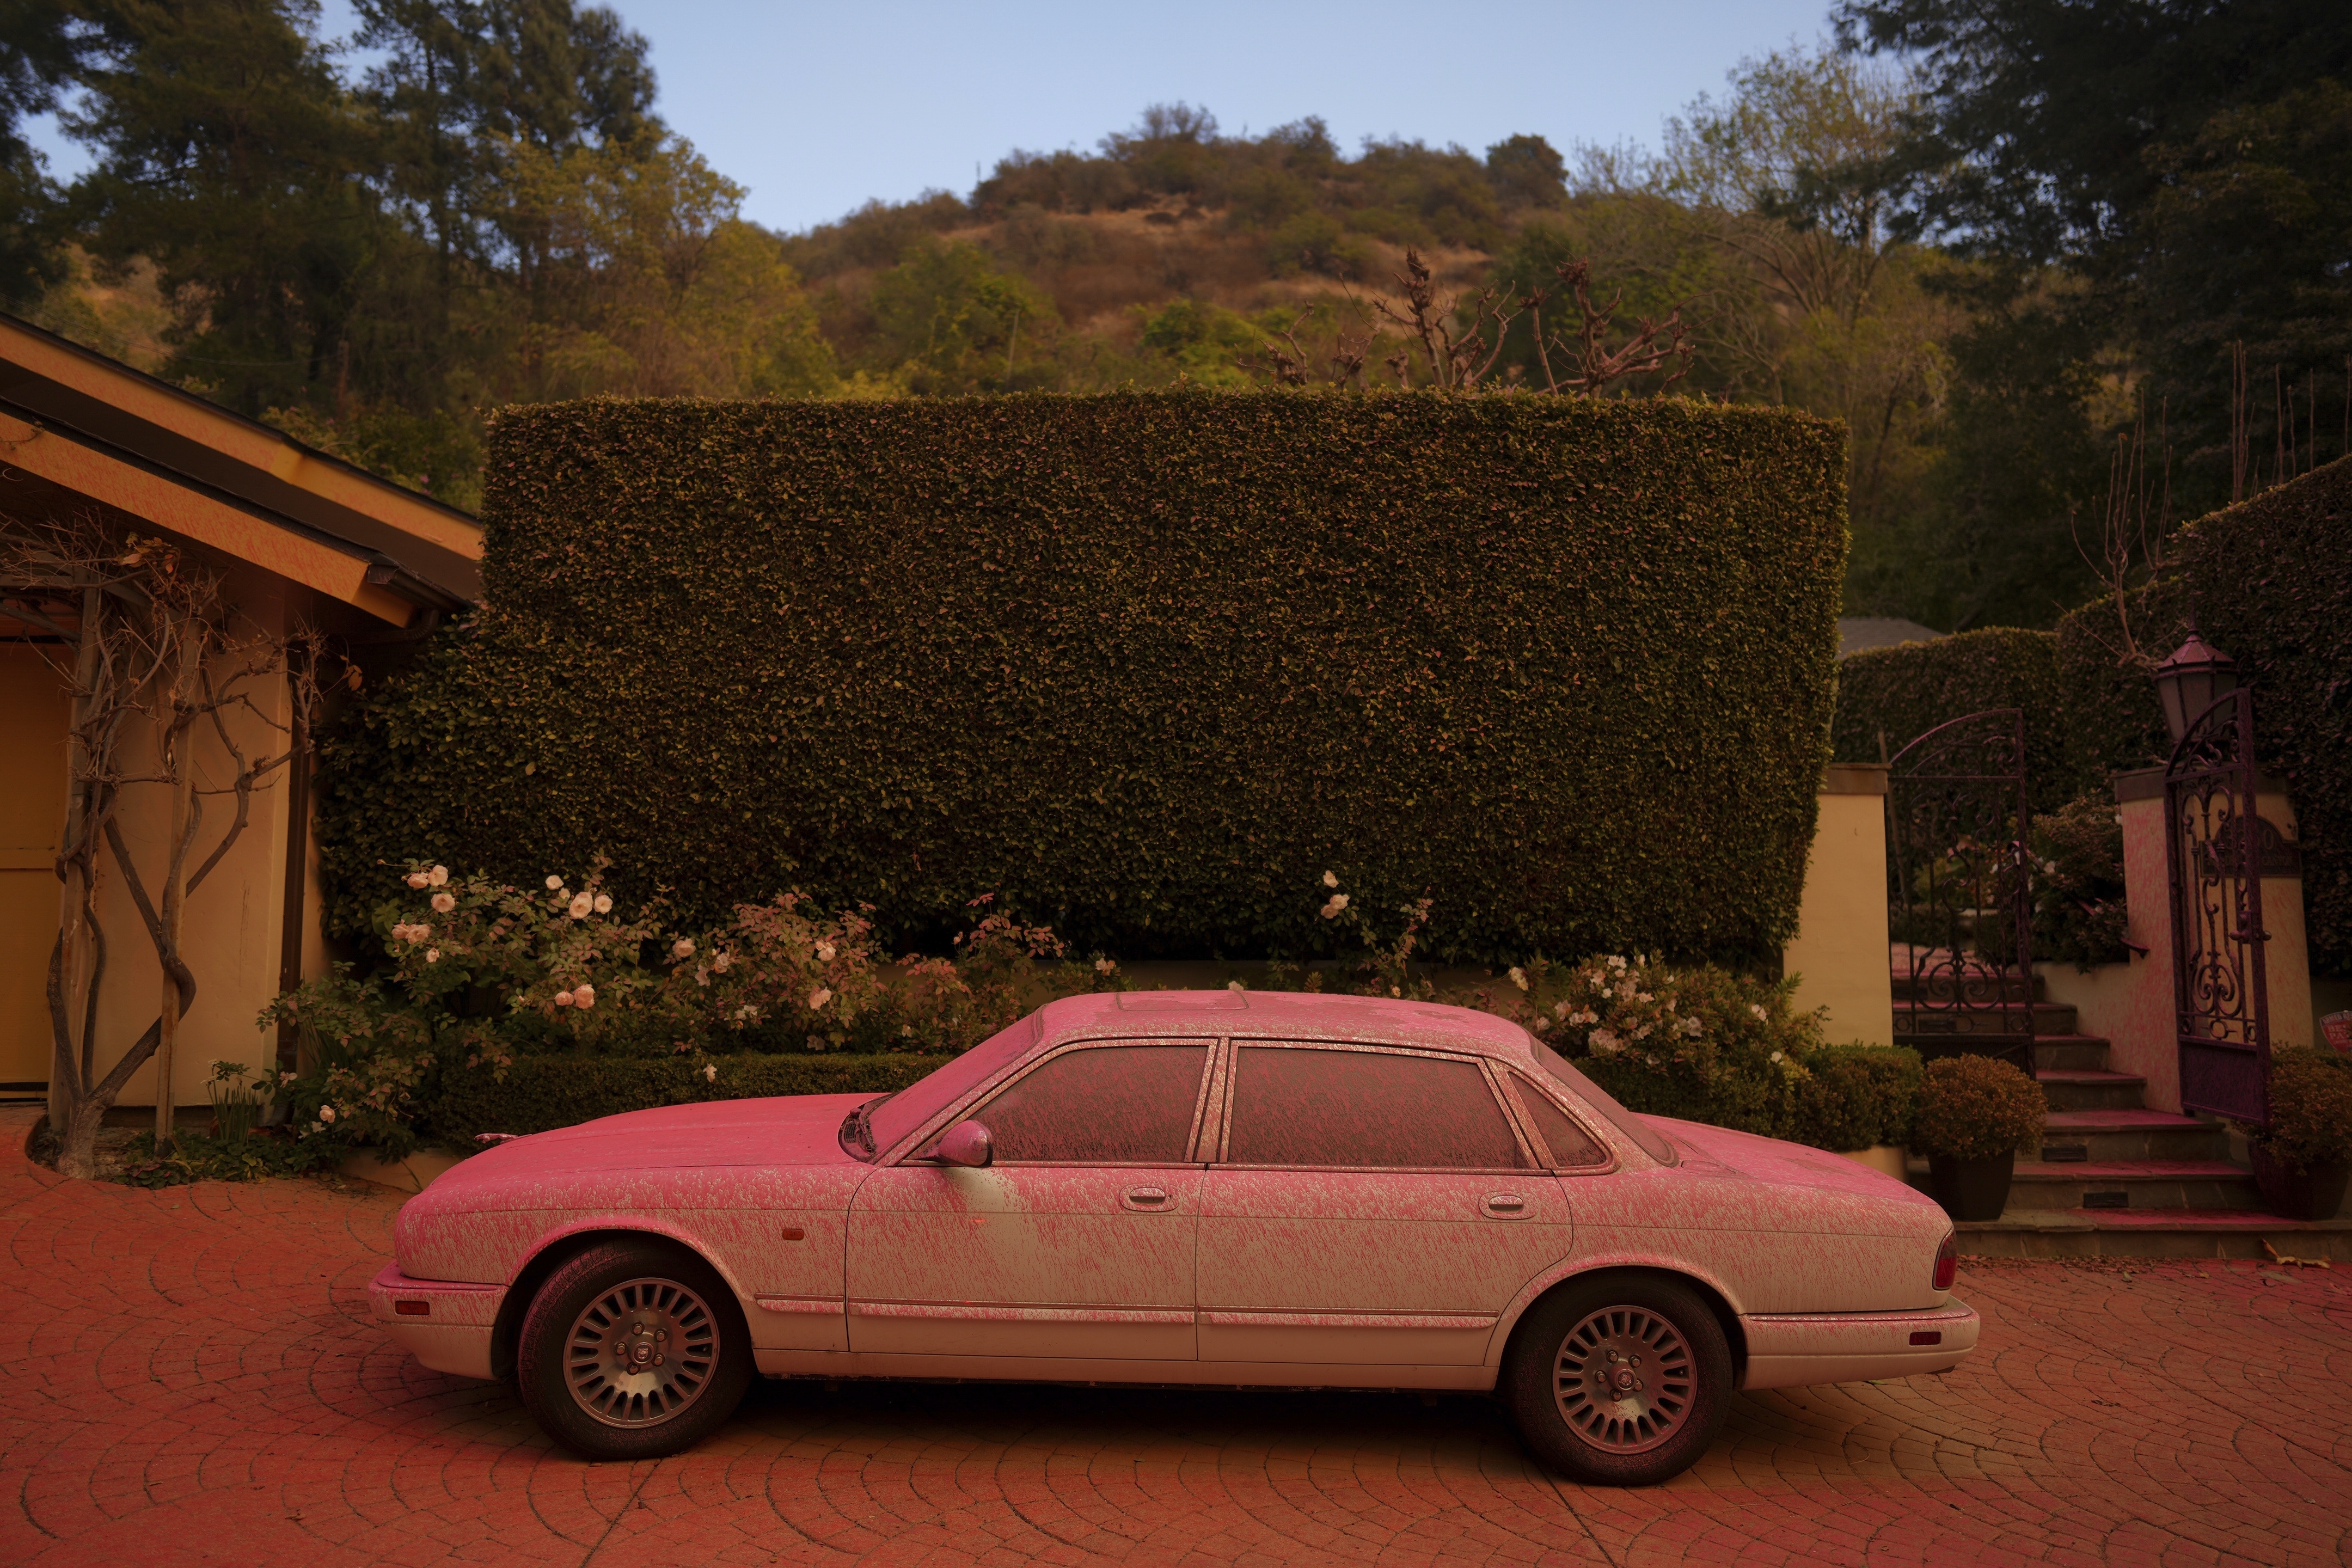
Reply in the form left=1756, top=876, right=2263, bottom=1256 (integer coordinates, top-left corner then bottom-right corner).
left=0, top=313, right=479, bottom=624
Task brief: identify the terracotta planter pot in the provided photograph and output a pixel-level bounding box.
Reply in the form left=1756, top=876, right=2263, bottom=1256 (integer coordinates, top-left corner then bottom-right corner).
left=2249, top=1143, right=2351, bottom=1222
left=1926, top=1152, right=2015, bottom=1222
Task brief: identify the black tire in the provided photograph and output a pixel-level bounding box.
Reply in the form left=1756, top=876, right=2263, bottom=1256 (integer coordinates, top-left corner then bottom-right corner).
left=1500, top=1272, right=1731, bottom=1486
left=516, top=1238, right=753, bottom=1461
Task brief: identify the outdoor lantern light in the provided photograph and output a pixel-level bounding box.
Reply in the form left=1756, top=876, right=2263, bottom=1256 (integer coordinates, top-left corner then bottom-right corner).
left=2153, top=630, right=2239, bottom=745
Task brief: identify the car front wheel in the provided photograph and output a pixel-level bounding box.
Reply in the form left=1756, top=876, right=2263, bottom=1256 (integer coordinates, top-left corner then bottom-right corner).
left=516, top=1239, right=752, bottom=1461
left=1500, top=1273, right=1731, bottom=1486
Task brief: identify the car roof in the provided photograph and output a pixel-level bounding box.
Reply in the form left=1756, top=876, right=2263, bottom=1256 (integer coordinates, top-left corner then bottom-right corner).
left=1034, top=990, right=1538, bottom=1064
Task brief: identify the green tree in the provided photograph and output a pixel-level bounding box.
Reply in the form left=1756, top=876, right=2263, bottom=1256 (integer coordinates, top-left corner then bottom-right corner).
left=0, top=0, right=90, bottom=307
left=866, top=238, right=1054, bottom=394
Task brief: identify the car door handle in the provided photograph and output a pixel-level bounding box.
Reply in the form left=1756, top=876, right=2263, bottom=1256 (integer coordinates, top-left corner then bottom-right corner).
left=1124, top=1186, right=1173, bottom=1211
left=1483, top=1193, right=1527, bottom=1218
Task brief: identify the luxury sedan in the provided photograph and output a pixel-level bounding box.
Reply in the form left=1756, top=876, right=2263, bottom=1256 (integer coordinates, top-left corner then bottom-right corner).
left=371, top=990, right=1976, bottom=1485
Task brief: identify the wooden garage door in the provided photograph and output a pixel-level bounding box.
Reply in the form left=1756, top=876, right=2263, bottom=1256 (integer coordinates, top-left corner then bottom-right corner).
left=1, top=644, right=70, bottom=1089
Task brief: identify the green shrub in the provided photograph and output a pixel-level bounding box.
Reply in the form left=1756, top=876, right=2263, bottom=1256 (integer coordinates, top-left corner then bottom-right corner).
left=1792, top=1043, right=1924, bottom=1151
left=1910, top=1054, right=2046, bottom=1160
left=2025, top=793, right=2132, bottom=970
left=2256, top=1046, right=2352, bottom=1172
left=317, top=390, right=1847, bottom=966
left=428, top=1051, right=956, bottom=1143
left=1829, top=627, right=2071, bottom=811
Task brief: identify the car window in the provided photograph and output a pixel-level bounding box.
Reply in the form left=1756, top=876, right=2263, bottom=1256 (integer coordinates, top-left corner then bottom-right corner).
left=971, top=1043, right=1211, bottom=1163
left=1224, top=1046, right=1531, bottom=1170
left=868, top=1012, right=1041, bottom=1155
left=1506, top=1073, right=1610, bottom=1167
left=1530, top=1037, right=1680, bottom=1166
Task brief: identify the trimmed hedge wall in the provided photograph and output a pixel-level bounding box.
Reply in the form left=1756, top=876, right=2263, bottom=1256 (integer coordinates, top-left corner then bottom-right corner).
left=1829, top=628, right=2070, bottom=810
left=428, top=1052, right=954, bottom=1143
left=321, top=390, right=1848, bottom=963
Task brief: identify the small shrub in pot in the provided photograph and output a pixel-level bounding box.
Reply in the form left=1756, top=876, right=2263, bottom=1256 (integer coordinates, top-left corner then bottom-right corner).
left=1912, top=1053, right=2047, bottom=1221
left=2247, top=1047, right=2352, bottom=1221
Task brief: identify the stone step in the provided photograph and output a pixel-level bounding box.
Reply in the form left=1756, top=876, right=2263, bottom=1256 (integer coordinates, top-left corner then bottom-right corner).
left=2038, top=1108, right=2230, bottom=1163
left=1955, top=1209, right=2352, bottom=1261
left=2002, top=1159, right=2262, bottom=1211
left=2038, top=1068, right=2148, bottom=1112
left=2032, top=1034, right=2111, bottom=1072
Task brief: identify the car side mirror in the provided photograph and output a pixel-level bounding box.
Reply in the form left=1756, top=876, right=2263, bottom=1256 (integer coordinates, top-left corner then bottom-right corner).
left=932, top=1119, right=994, bottom=1168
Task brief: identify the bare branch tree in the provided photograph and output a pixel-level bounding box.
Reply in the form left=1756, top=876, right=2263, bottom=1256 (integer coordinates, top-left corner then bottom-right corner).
left=2, top=515, right=336, bottom=1178
left=2069, top=396, right=2172, bottom=672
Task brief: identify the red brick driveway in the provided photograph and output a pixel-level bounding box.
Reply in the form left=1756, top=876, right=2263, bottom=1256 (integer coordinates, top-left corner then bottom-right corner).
left=4, top=1107, right=2349, bottom=1568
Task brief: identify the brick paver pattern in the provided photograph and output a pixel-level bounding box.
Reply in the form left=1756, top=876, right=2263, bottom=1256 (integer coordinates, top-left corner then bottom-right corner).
left=3, top=1108, right=2348, bottom=1567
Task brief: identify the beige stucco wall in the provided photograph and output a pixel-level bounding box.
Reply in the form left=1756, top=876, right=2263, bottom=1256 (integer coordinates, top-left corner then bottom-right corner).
left=1783, top=765, right=1892, bottom=1048
left=0, top=643, right=74, bottom=1086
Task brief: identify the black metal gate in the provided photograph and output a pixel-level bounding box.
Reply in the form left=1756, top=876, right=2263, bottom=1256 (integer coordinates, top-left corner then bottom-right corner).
left=1886, top=709, right=2035, bottom=1069
left=2164, top=689, right=2270, bottom=1124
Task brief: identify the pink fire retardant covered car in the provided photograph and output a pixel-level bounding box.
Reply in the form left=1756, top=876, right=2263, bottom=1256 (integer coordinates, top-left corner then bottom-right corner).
left=371, top=991, right=1975, bottom=1485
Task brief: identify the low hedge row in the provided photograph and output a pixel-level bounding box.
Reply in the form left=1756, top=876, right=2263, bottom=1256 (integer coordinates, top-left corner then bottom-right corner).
left=1587, top=1042, right=1922, bottom=1152
left=320, top=390, right=1849, bottom=966
left=427, top=1052, right=955, bottom=1144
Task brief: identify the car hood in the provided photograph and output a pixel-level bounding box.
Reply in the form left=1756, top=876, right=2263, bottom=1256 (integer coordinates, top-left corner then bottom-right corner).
left=462, top=1092, right=872, bottom=1179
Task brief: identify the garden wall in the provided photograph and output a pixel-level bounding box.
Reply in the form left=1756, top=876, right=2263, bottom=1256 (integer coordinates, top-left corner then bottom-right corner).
left=319, top=390, right=1848, bottom=964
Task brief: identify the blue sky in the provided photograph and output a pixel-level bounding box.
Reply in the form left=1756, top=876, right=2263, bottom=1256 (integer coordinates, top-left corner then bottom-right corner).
left=25, top=0, right=1842, bottom=235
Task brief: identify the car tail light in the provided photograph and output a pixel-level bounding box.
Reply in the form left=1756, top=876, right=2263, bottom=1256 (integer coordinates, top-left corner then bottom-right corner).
left=1932, top=1232, right=1957, bottom=1292
left=396, top=1300, right=431, bottom=1316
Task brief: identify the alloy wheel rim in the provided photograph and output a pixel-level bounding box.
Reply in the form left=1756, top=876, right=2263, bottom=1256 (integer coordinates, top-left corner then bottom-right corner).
left=1551, top=1304, right=1695, bottom=1454
left=563, top=1276, right=719, bottom=1429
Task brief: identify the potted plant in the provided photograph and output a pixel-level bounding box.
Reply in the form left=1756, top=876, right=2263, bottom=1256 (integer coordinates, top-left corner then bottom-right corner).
left=1911, top=1053, right=2046, bottom=1221
left=2247, top=1046, right=2352, bottom=1221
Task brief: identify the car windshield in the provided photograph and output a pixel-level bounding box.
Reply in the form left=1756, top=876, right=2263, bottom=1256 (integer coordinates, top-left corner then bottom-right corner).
left=862, top=1013, right=1042, bottom=1157
left=1530, top=1037, right=1680, bottom=1166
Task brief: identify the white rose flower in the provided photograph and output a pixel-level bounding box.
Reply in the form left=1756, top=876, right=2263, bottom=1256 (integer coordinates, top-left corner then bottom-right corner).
left=431, top=891, right=456, bottom=913
left=1590, top=1028, right=1621, bottom=1054
left=1509, top=966, right=1528, bottom=991
left=703, top=1064, right=718, bottom=1082
left=672, top=938, right=696, bottom=960
left=405, top=871, right=430, bottom=890
left=573, top=983, right=596, bottom=1008
left=1227, top=979, right=1245, bottom=993
left=808, top=987, right=832, bottom=1010
left=711, top=952, right=732, bottom=973
left=428, top=865, right=449, bottom=887
left=816, top=941, right=836, bottom=963
left=1769, top=1050, right=1785, bottom=1063
left=568, top=892, right=593, bottom=920
left=1094, top=957, right=1116, bottom=975
left=546, top=875, right=564, bottom=890
left=1554, top=999, right=1571, bottom=1020
left=1749, top=1004, right=1769, bottom=1022
left=554, top=989, right=575, bottom=1007
left=1322, top=871, right=1339, bottom=889
left=426, top=948, right=440, bottom=963
left=319, top=1105, right=337, bottom=1124
left=1681, top=1017, right=1703, bottom=1038
left=593, top=893, right=613, bottom=915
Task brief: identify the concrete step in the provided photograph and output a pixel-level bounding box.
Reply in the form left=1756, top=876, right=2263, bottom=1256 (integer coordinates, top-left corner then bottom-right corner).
left=2032, top=1034, right=2110, bottom=1072
left=1955, top=1209, right=2352, bottom=1261
left=2038, top=1069, right=2148, bottom=1112
left=2039, top=1109, right=2231, bottom=1163
left=2002, top=1159, right=2262, bottom=1211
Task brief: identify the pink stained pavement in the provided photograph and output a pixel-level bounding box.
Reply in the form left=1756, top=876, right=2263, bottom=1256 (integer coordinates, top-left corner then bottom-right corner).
left=4, top=1103, right=2350, bottom=1567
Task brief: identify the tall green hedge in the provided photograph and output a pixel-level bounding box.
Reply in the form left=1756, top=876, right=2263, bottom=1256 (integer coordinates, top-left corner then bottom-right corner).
left=428, top=1052, right=953, bottom=1144
left=320, top=391, right=1847, bottom=964
left=1828, top=458, right=2350, bottom=977
left=1829, top=627, right=2071, bottom=811
left=2056, top=457, right=2352, bottom=977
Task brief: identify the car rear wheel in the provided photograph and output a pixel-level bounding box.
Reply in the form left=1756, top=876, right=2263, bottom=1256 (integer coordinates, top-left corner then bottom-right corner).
left=516, top=1239, right=752, bottom=1461
left=1501, top=1273, right=1731, bottom=1486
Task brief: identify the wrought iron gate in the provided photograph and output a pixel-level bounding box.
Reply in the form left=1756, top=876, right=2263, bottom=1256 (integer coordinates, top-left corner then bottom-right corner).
left=2164, top=689, right=2270, bottom=1124
left=1886, top=709, right=2035, bottom=1069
